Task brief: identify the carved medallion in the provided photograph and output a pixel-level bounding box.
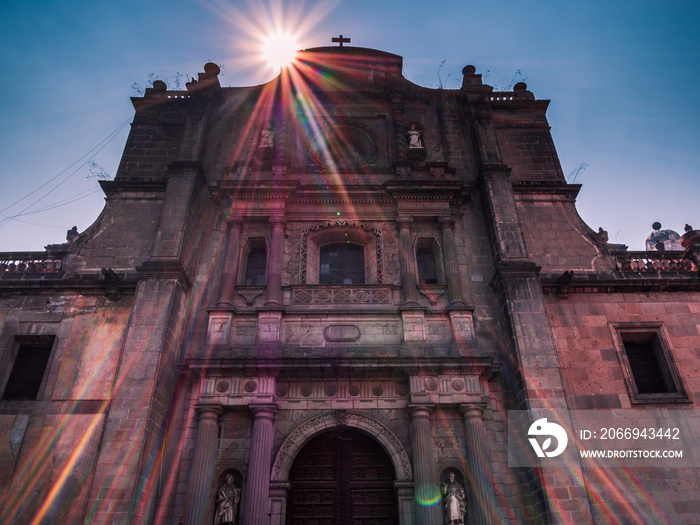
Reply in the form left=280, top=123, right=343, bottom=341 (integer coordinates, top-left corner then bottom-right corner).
left=244, top=380, right=257, bottom=393
left=300, top=384, right=313, bottom=397
left=276, top=383, right=289, bottom=397
left=325, top=384, right=338, bottom=397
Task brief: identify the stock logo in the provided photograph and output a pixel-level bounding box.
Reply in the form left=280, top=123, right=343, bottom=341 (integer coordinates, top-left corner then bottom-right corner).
left=528, top=418, right=568, bottom=458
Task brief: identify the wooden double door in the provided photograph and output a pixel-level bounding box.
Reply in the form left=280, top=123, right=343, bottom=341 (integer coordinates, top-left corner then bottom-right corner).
left=287, top=429, right=398, bottom=525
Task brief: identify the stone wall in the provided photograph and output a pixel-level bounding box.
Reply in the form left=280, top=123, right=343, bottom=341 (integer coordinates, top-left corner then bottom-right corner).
left=516, top=196, right=602, bottom=273
left=547, top=290, right=700, bottom=522
left=0, top=295, right=132, bottom=523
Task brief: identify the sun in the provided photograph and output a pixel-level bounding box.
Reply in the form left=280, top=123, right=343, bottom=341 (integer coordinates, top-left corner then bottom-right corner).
left=262, top=32, right=299, bottom=72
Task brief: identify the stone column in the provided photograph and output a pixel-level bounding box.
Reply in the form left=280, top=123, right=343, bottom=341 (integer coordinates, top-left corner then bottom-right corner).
left=407, top=404, right=441, bottom=524
left=217, top=217, right=244, bottom=306
left=184, top=405, right=222, bottom=525
left=240, top=405, right=278, bottom=525
left=439, top=217, right=469, bottom=306
left=397, top=217, right=420, bottom=305
left=460, top=404, right=499, bottom=525
left=265, top=217, right=285, bottom=306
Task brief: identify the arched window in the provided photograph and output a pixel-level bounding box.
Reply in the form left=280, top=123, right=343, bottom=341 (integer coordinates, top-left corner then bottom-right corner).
left=244, top=240, right=267, bottom=285
left=319, top=243, right=365, bottom=284
left=300, top=221, right=384, bottom=285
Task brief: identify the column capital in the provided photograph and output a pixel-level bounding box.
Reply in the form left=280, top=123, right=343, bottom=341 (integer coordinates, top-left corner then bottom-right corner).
left=459, top=402, right=487, bottom=421
left=249, top=404, right=278, bottom=421
left=438, top=215, right=456, bottom=230
left=227, top=216, right=244, bottom=230
left=269, top=216, right=286, bottom=226
left=194, top=404, right=223, bottom=420
left=396, top=216, right=414, bottom=226
left=407, top=403, right=434, bottom=420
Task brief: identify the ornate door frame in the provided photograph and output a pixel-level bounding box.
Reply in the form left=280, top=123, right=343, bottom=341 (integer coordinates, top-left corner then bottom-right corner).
left=269, top=412, right=414, bottom=525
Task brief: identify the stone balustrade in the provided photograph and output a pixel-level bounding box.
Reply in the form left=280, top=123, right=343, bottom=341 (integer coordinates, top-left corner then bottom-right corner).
left=614, top=251, right=697, bottom=273
left=0, top=251, right=64, bottom=274
left=490, top=92, right=516, bottom=101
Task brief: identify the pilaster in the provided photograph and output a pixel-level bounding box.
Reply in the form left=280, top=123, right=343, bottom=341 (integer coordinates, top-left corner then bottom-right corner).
left=439, top=216, right=471, bottom=306
left=265, top=217, right=286, bottom=307
left=83, top=275, right=187, bottom=524
left=151, top=161, right=203, bottom=261
left=217, top=217, right=244, bottom=307
left=397, top=216, right=420, bottom=305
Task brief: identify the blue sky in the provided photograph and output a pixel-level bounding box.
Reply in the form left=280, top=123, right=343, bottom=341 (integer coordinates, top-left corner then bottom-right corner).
left=1, top=0, right=699, bottom=251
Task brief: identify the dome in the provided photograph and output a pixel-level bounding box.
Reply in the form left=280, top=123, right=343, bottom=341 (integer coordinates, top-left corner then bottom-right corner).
left=645, top=222, right=683, bottom=251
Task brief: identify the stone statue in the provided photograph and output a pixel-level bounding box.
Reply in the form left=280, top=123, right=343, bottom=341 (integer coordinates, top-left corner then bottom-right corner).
left=597, top=227, right=609, bottom=244
left=66, top=226, right=79, bottom=242
left=259, top=126, right=275, bottom=148
left=214, top=474, right=241, bottom=525
left=407, top=123, right=423, bottom=149
left=441, top=471, right=467, bottom=525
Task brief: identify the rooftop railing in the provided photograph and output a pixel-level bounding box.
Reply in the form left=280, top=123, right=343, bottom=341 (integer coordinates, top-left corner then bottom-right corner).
left=490, top=92, right=516, bottom=101
left=614, top=251, right=697, bottom=273
left=0, top=251, right=65, bottom=274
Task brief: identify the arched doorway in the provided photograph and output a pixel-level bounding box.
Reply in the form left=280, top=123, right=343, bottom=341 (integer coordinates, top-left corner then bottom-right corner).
left=286, top=428, right=398, bottom=525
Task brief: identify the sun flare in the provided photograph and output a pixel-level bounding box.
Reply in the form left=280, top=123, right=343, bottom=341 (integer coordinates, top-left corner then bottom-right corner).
left=262, top=32, right=299, bottom=71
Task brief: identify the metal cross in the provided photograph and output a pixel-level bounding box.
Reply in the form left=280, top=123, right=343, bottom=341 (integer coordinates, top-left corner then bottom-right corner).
left=332, top=35, right=351, bottom=47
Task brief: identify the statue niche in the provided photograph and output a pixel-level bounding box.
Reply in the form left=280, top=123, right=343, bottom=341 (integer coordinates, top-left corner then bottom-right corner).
left=440, top=468, right=468, bottom=525
left=213, top=470, right=242, bottom=525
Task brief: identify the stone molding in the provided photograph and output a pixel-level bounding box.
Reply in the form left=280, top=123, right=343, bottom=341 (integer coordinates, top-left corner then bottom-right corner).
left=299, top=220, right=385, bottom=284
left=271, top=411, right=412, bottom=483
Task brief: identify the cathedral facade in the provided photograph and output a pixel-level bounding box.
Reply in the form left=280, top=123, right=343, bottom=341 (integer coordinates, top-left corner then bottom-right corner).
left=1, top=45, right=698, bottom=524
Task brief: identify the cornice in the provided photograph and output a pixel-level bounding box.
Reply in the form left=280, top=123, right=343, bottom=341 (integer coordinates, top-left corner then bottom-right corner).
left=136, top=258, right=193, bottom=291
left=100, top=178, right=168, bottom=196
left=183, top=356, right=501, bottom=379
left=540, top=272, right=700, bottom=294
left=512, top=181, right=581, bottom=198
left=0, top=273, right=139, bottom=297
